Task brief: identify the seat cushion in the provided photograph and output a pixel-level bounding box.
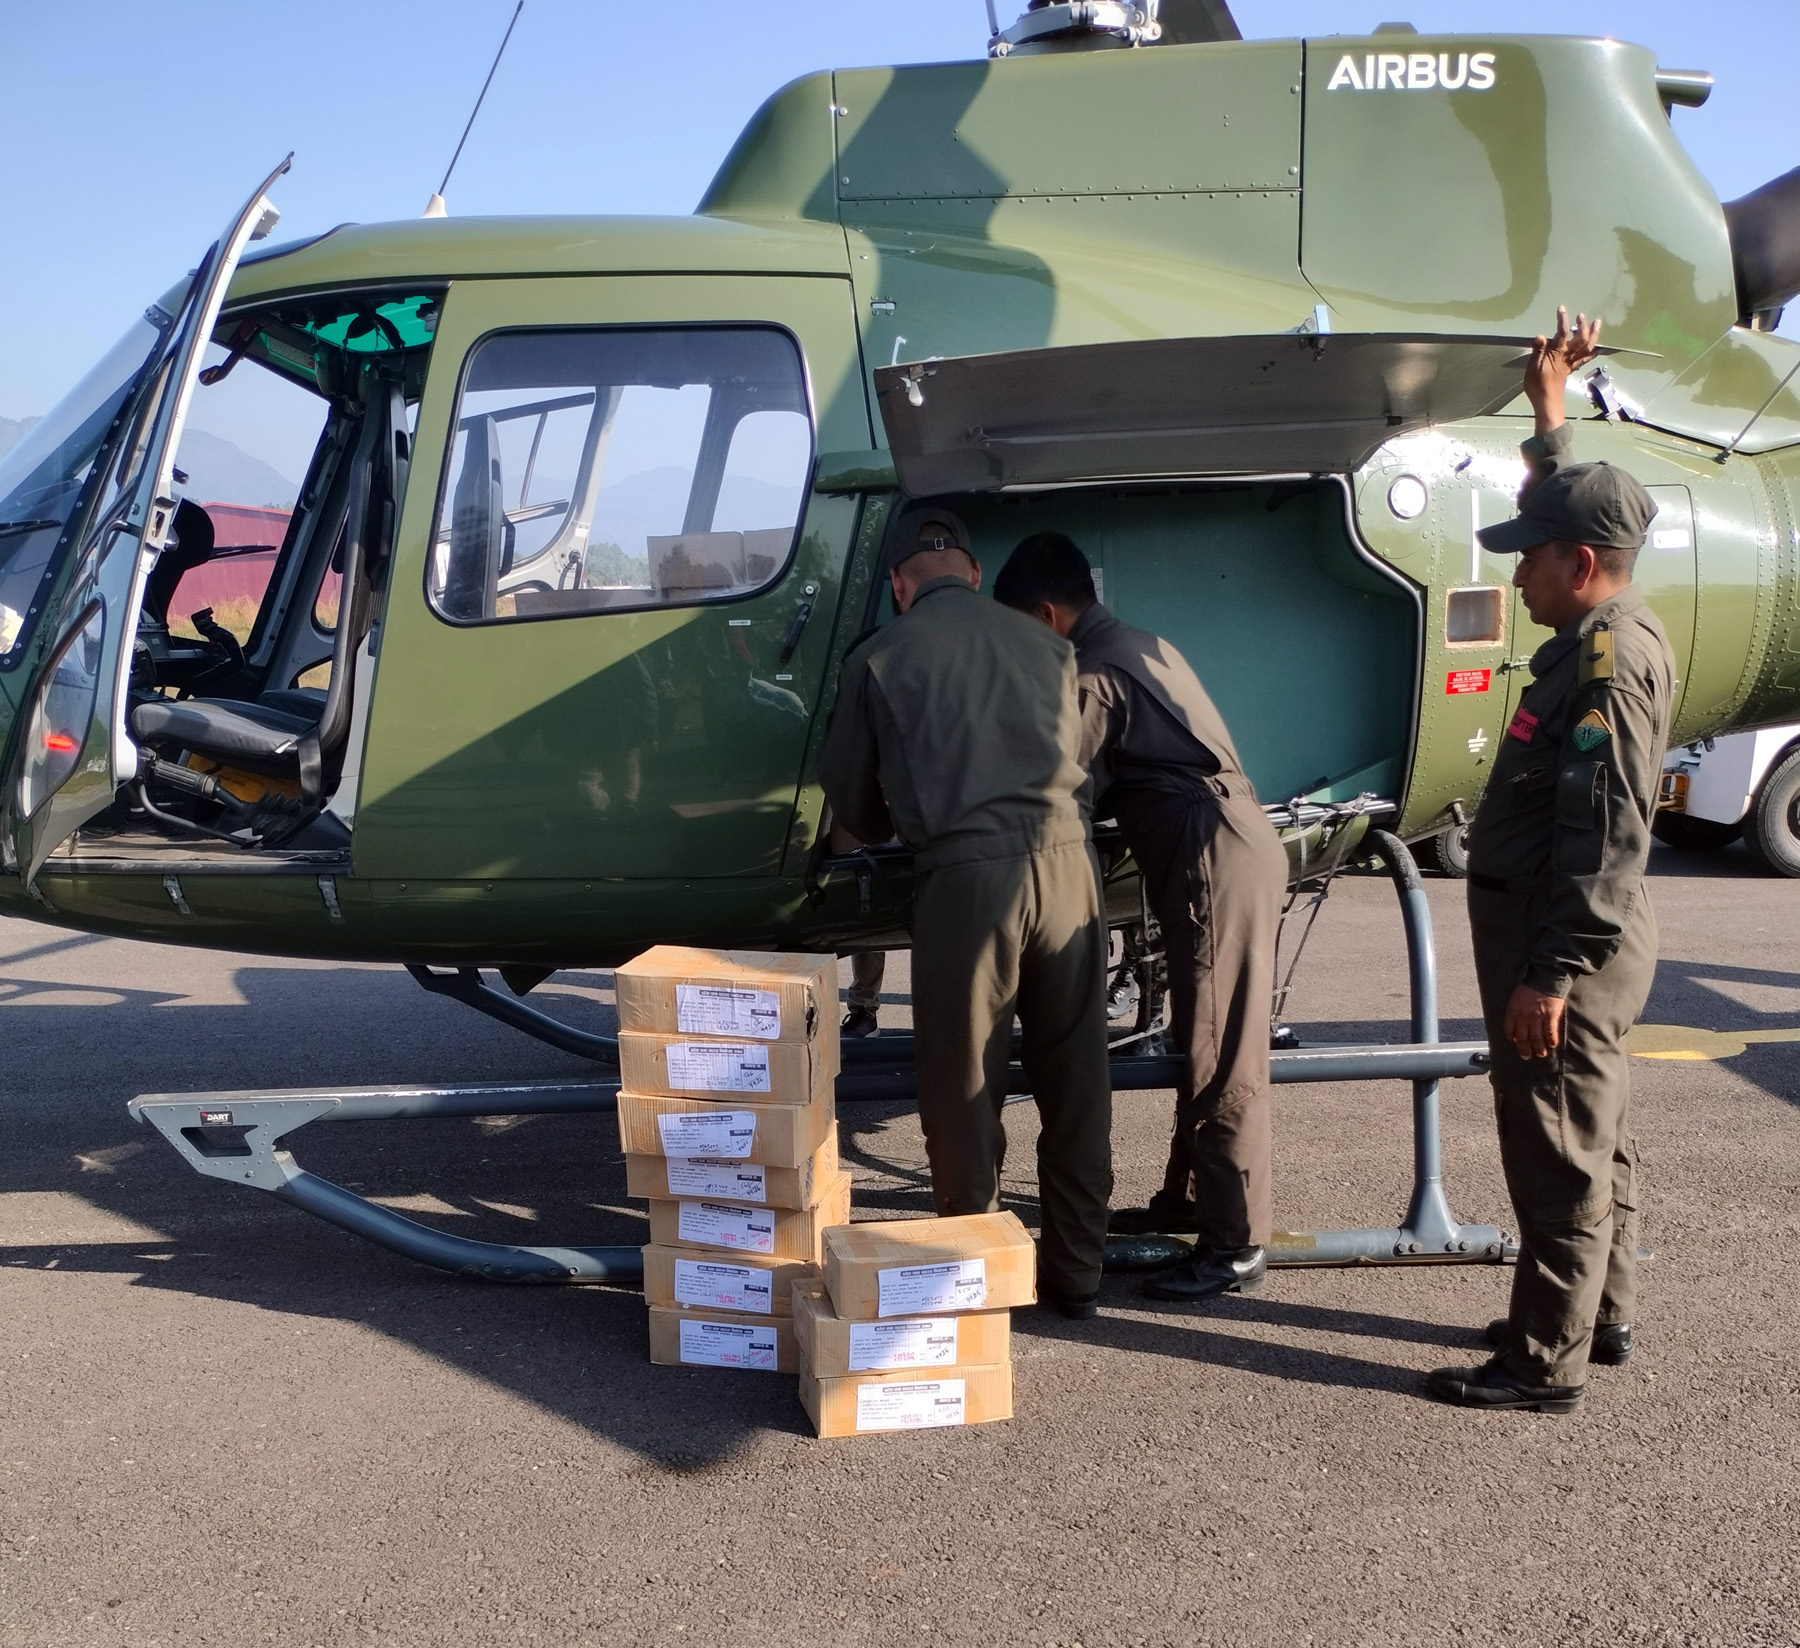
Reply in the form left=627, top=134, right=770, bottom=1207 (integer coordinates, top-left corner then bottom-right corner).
left=131, top=697, right=312, bottom=776
left=257, top=687, right=328, bottom=723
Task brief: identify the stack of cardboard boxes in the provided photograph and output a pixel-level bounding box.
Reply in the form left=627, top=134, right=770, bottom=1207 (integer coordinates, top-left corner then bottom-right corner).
left=794, top=1211, right=1035, bottom=1436
left=617, top=946, right=849, bottom=1374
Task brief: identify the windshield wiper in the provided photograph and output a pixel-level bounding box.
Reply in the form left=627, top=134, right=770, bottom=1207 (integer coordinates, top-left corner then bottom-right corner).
left=0, top=519, right=60, bottom=537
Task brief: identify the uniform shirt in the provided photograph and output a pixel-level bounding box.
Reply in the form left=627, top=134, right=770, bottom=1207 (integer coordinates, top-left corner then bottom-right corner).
left=1468, top=425, right=1676, bottom=996
left=1067, top=602, right=1252, bottom=817
left=818, top=575, right=1092, bottom=871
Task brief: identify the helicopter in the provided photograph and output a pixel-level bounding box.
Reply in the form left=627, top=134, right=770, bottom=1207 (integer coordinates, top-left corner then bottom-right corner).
left=3, top=0, right=1800, bottom=1057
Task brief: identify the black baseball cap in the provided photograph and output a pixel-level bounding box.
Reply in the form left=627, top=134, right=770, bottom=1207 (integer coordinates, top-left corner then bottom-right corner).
left=888, top=506, right=975, bottom=571
left=1477, top=461, right=1655, bottom=554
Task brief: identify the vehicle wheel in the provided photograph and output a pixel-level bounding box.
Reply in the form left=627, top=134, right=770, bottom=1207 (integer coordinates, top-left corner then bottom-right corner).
left=1431, top=824, right=1469, bottom=878
left=1742, top=746, right=1800, bottom=876
left=1651, top=812, right=1742, bottom=853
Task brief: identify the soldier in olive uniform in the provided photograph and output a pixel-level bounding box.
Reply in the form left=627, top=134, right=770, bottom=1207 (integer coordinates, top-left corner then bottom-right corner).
left=1428, top=310, right=1674, bottom=1413
left=996, top=534, right=1290, bottom=1301
left=818, top=508, right=1114, bottom=1317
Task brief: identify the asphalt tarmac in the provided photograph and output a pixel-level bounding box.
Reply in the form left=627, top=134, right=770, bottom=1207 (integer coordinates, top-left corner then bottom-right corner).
left=2, top=844, right=1797, bottom=1647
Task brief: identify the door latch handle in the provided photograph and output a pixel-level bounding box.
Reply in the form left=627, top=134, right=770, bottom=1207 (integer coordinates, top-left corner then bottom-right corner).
left=778, top=600, right=814, bottom=664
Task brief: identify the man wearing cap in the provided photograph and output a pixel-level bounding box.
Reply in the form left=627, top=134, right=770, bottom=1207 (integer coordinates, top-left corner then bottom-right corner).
left=995, top=533, right=1289, bottom=1301
left=818, top=506, right=1114, bottom=1318
left=1427, top=309, right=1675, bottom=1414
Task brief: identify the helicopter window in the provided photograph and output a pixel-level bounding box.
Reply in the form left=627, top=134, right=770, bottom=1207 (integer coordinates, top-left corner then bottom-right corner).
left=157, top=337, right=330, bottom=650
left=427, top=326, right=813, bottom=624
left=1445, top=585, right=1505, bottom=646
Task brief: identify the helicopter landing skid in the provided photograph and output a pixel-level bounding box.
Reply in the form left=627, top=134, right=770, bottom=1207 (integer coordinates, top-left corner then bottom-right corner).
left=405, top=964, right=622, bottom=1064
left=127, top=834, right=1511, bottom=1285
left=1248, top=828, right=1514, bottom=1271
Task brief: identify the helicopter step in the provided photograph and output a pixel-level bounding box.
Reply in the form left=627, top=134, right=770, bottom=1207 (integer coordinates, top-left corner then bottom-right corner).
left=128, top=833, right=1510, bottom=1284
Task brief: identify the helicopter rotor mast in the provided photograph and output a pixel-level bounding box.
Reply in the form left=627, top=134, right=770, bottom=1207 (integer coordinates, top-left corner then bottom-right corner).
left=987, top=0, right=1239, bottom=57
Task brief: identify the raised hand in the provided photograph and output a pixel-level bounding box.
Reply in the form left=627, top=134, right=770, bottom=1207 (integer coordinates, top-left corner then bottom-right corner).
left=1525, top=305, right=1604, bottom=435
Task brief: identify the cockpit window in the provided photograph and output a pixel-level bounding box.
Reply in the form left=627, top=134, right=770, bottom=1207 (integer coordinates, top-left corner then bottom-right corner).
left=301, top=293, right=440, bottom=354
left=426, top=326, right=813, bottom=625
left=0, top=308, right=173, bottom=668
left=219, top=293, right=441, bottom=399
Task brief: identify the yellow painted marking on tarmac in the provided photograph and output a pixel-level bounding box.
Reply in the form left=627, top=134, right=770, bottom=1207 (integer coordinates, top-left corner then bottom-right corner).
left=1627, top=1022, right=1800, bottom=1061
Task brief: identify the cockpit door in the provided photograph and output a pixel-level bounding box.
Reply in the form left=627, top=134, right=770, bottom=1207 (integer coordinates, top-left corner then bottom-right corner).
left=872, top=332, right=1565, bottom=493
left=7, top=158, right=290, bottom=883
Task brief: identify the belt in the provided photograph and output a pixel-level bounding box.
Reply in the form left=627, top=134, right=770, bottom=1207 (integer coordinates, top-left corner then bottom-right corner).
left=1468, top=871, right=1550, bottom=893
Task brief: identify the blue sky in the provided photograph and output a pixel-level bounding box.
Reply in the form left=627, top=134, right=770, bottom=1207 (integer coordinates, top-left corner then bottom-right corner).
left=2, top=0, right=1795, bottom=437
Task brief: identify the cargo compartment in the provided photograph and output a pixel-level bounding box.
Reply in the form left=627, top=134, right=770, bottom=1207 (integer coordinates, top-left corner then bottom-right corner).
left=942, top=480, right=1417, bottom=807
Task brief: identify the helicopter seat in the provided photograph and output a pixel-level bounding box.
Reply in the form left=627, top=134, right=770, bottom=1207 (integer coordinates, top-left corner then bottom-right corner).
left=130, top=696, right=319, bottom=780
left=255, top=685, right=328, bottom=723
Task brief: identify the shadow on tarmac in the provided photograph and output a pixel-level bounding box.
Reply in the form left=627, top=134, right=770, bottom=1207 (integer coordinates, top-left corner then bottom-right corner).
left=1012, top=1293, right=1474, bottom=1398
left=4, top=905, right=1797, bottom=1464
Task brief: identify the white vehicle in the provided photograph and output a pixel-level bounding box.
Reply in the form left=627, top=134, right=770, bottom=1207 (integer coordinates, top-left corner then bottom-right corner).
left=1657, top=726, right=1800, bottom=875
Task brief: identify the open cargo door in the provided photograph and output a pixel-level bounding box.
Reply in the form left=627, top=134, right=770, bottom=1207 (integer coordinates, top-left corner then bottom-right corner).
left=873, top=332, right=1557, bottom=494
left=6, top=158, right=290, bottom=884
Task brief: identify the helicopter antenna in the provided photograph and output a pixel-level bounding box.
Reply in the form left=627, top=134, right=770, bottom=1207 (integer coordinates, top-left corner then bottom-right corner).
left=423, top=0, right=524, bottom=218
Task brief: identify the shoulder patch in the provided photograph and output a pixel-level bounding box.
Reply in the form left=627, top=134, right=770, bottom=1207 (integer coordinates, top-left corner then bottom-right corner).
left=1577, top=628, right=1615, bottom=685
left=1571, top=708, right=1613, bottom=752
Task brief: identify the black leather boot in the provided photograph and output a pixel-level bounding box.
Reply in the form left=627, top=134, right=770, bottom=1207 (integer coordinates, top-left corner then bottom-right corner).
left=1107, top=1190, right=1202, bottom=1236
left=840, top=1007, right=879, bottom=1039
left=1039, top=1285, right=1100, bottom=1321
left=1484, top=1317, right=1634, bottom=1367
left=1142, top=1244, right=1265, bottom=1300
left=1426, top=1357, right=1584, bottom=1414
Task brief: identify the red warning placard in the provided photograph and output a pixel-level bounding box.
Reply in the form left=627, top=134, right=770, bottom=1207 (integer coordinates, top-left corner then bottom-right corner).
left=1446, top=669, right=1492, bottom=695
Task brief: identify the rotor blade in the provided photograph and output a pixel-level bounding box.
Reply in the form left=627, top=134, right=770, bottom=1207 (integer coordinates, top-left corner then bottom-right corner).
left=1156, top=0, right=1242, bottom=44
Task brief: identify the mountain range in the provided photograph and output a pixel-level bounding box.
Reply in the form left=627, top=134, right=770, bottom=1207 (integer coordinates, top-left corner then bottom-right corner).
left=174, top=429, right=301, bottom=509
left=2, top=424, right=799, bottom=543
left=0, top=416, right=299, bottom=510
left=0, top=414, right=39, bottom=464
left=559, top=464, right=805, bottom=554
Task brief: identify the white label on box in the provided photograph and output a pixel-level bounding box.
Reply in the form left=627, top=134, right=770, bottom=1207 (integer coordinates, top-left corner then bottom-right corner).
left=678, top=1317, right=780, bottom=1371
left=655, top=1109, right=756, bottom=1159
left=677, top=1200, right=777, bottom=1254
left=676, top=983, right=781, bottom=1040
left=877, top=1257, right=987, bottom=1317
left=672, top=1258, right=774, bottom=1315
left=1652, top=527, right=1691, bottom=551
left=665, top=1158, right=767, bottom=1202
left=854, top=1378, right=967, bottom=1432
left=848, top=1317, right=959, bottom=1371
left=664, top=1041, right=772, bottom=1094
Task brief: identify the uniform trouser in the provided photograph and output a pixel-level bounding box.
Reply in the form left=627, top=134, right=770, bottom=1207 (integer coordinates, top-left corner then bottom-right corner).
left=848, top=951, right=886, bottom=1015
left=910, top=840, right=1114, bottom=1298
left=1469, top=884, right=1652, bottom=1387
left=1129, top=785, right=1286, bottom=1249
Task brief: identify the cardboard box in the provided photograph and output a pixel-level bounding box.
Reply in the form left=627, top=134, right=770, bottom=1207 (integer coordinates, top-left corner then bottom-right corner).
left=617, top=1088, right=832, bottom=1168
left=792, top=1278, right=1010, bottom=1378
left=823, top=1212, right=1037, bottom=1320
left=641, top=1243, right=816, bottom=1318
left=647, top=1305, right=797, bottom=1373
left=614, top=946, right=838, bottom=1045
left=645, top=1169, right=852, bottom=1262
left=624, top=1126, right=838, bottom=1210
left=798, top=1362, right=1014, bottom=1438
left=619, top=1028, right=838, bottom=1103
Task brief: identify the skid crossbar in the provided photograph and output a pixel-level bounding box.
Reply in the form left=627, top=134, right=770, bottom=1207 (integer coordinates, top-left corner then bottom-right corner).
left=1259, top=830, right=1511, bottom=1268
